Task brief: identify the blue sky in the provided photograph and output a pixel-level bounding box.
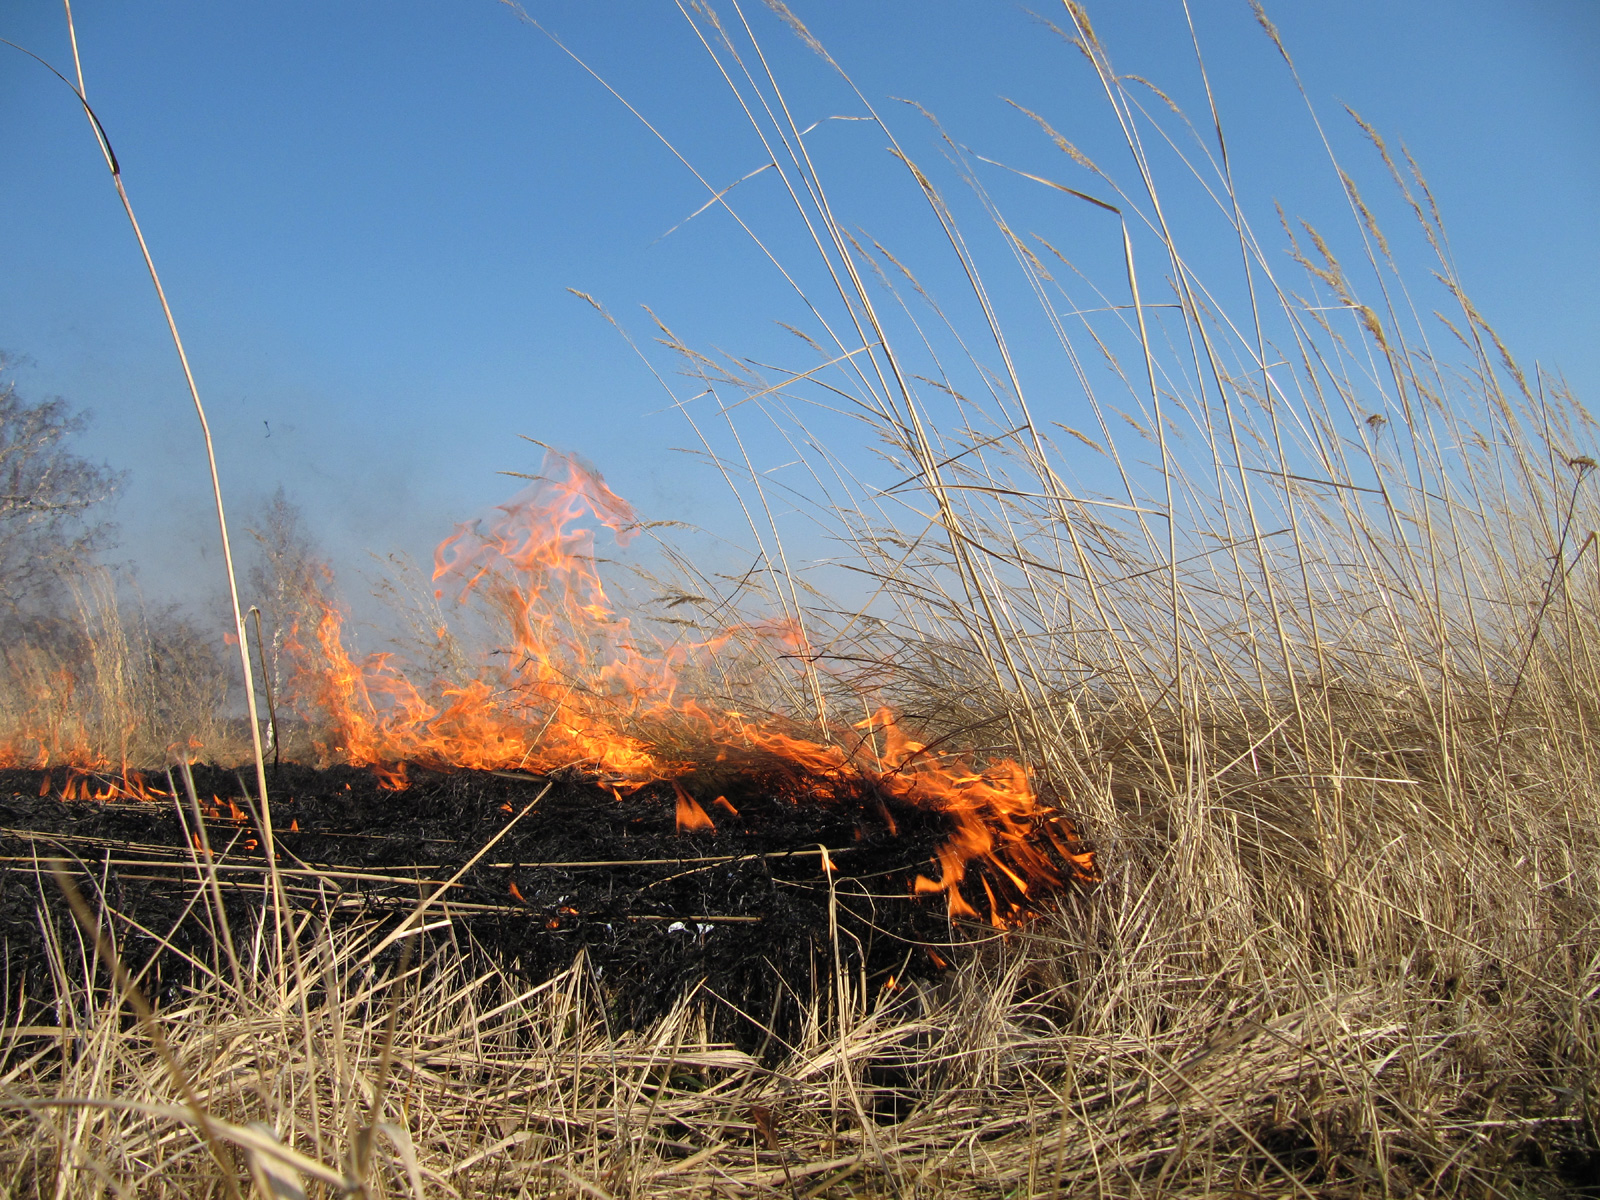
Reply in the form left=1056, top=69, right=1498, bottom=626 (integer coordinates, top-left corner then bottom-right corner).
left=2, top=0, right=1596, bottom=620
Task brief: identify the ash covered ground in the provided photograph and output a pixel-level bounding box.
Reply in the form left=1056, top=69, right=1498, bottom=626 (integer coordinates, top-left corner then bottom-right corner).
left=1, top=763, right=1092, bottom=1046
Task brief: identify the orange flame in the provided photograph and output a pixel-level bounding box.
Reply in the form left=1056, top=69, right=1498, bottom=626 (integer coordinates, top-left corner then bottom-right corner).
left=290, top=453, right=673, bottom=785
left=286, top=451, right=1096, bottom=924
left=49, top=768, right=169, bottom=804
left=673, top=781, right=717, bottom=833
left=0, top=670, right=106, bottom=771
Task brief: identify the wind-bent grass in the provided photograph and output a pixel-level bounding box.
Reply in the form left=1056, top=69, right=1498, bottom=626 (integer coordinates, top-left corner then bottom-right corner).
left=4, top=2, right=1598, bottom=1195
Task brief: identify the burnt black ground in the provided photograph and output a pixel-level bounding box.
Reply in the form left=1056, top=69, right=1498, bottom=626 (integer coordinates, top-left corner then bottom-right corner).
left=0, top=763, right=1085, bottom=1048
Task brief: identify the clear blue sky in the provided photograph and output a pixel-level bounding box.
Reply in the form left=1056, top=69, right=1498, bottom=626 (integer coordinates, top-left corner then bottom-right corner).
left=2, top=0, right=1596, bottom=619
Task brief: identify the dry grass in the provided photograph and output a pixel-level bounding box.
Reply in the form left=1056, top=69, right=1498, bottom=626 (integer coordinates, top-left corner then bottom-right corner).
left=3, top=739, right=1593, bottom=1198
left=0, top=570, right=244, bottom=770
left=5, top=1, right=1599, bottom=1196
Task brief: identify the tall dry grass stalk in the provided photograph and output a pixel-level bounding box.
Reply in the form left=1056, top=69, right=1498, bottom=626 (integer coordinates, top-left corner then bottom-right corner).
left=4, top=2, right=1597, bottom=1195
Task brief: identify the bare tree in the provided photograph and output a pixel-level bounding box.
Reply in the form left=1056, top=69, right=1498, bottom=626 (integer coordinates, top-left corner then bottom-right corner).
left=246, top=485, right=331, bottom=756
left=0, top=360, right=122, bottom=615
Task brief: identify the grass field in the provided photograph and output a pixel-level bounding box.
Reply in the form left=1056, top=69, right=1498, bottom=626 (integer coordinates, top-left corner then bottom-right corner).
left=3, top=3, right=1597, bottom=1196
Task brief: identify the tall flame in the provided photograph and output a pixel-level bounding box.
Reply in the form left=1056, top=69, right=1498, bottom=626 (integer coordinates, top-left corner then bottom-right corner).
left=288, top=451, right=1096, bottom=922
left=293, top=453, right=672, bottom=783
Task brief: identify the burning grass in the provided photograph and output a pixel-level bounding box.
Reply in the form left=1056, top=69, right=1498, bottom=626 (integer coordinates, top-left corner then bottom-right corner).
left=276, top=450, right=1095, bottom=928
left=4, top=1, right=1600, bottom=1195
left=0, top=571, right=241, bottom=772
